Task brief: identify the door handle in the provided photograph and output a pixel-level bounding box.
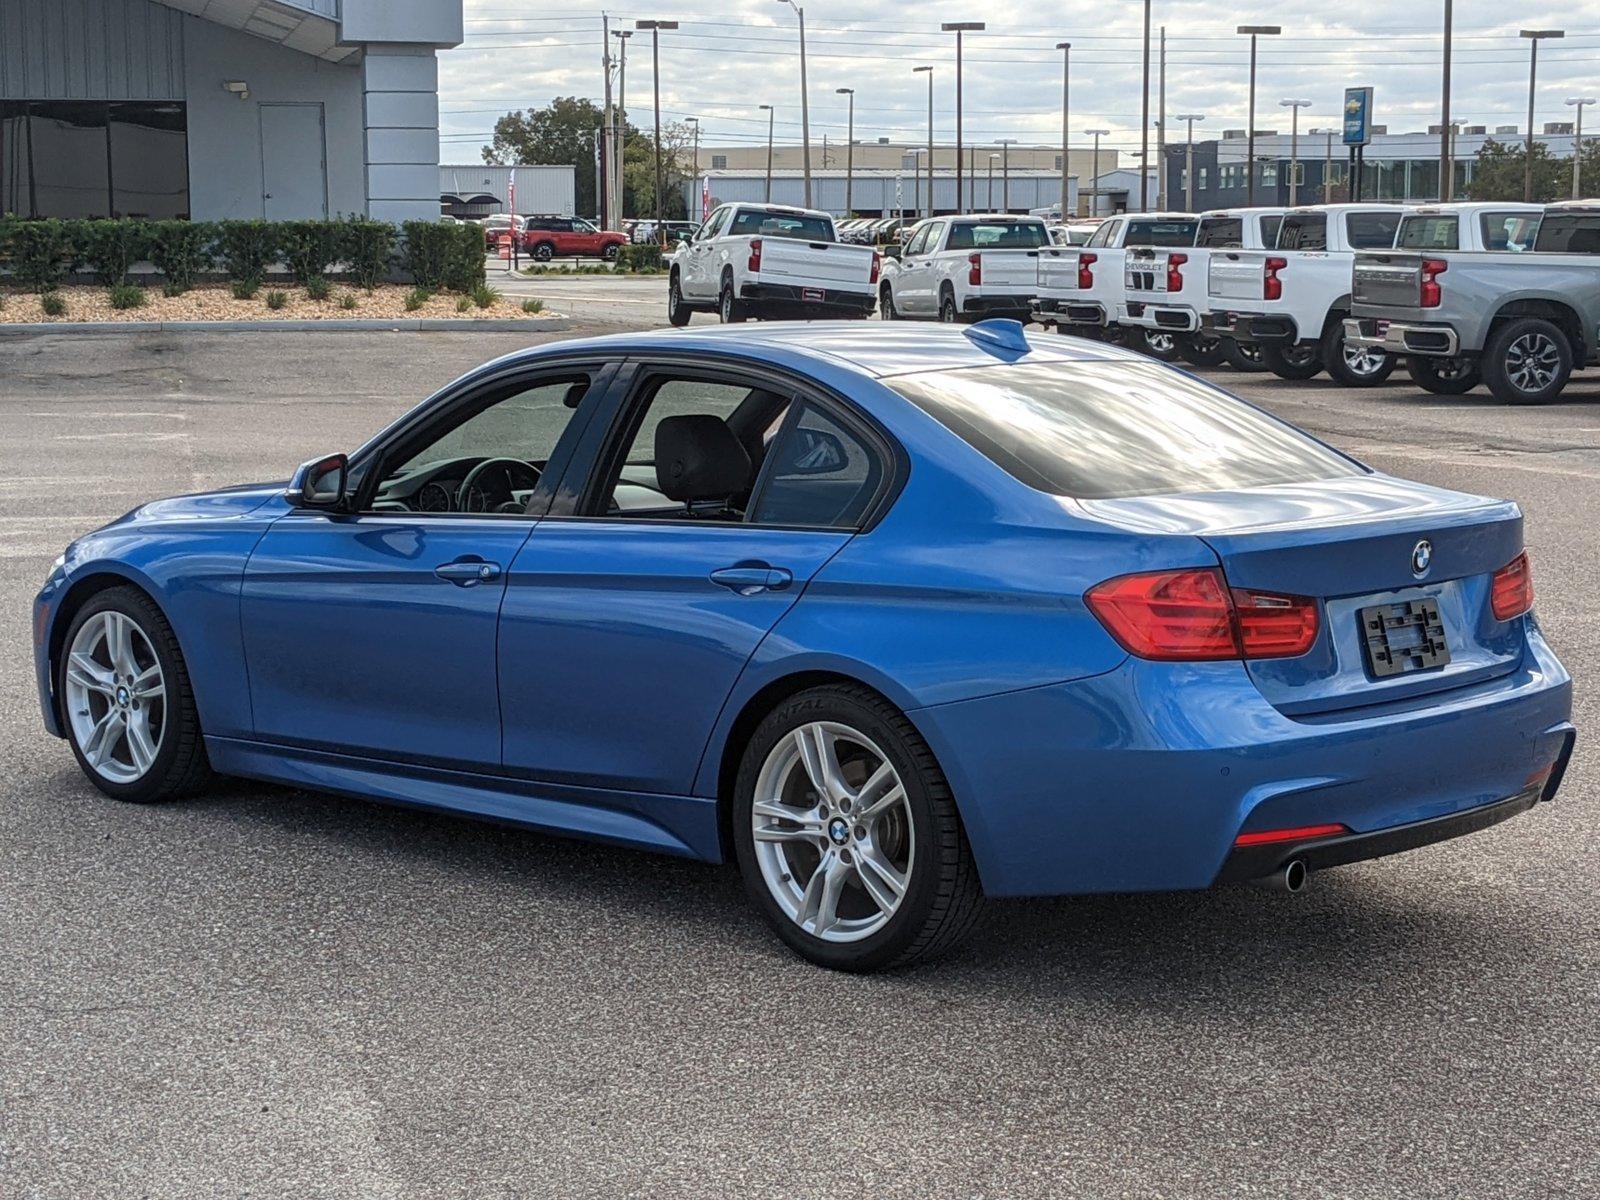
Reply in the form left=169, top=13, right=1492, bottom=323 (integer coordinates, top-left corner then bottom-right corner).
left=435, top=558, right=502, bottom=587
left=710, top=564, right=793, bottom=595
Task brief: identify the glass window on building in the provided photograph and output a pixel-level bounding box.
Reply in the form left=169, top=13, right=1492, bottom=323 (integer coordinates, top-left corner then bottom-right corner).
left=1408, top=158, right=1440, bottom=201
left=0, top=101, right=30, bottom=217
left=1260, top=162, right=1278, bottom=186
left=1199, top=166, right=1210, bottom=188
left=711, top=154, right=728, bottom=169
left=29, top=102, right=110, bottom=218
left=1, top=101, right=188, bottom=219
left=109, top=103, right=188, bottom=219
left=1372, top=159, right=1405, bottom=201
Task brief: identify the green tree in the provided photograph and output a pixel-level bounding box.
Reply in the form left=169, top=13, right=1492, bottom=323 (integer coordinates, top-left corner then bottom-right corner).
left=484, top=97, right=609, bottom=218
left=1466, top=137, right=1568, bottom=202
left=622, top=120, right=696, bottom=222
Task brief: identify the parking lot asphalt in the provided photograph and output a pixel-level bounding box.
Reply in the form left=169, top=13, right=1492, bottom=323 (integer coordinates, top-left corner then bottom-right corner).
left=2, top=325, right=1597, bottom=1199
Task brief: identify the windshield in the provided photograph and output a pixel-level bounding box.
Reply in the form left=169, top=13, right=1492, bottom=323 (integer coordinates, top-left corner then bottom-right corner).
left=728, top=210, right=835, bottom=241
left=886, top=360, right=1359, bottom=499
left=1124, top=219, right=1197, bottom=247
left=1397, top=216, right=1459, bottom=250
left=946, top=221, right=1050, bottom=250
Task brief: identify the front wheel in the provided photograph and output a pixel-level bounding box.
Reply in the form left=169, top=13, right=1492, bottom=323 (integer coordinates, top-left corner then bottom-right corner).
left=1177, top=332, right=1228, bottom=368
left=1220, top=338, right=1268, bottom=372
left=532, top=242, right=555, bottom=263
left=879, top=285, right=900, bottom=321
left=1406, top=355, right=1481, bottom=395
left=733, top=685, right=984, bottom=972
left=1262, top=341, right=1325, bottom=381
left=1322, top=321, right=1396, bottom=387
left=1482, top=317, right=1572, bottom=404
left=667, top=274, right=691, bottom=326
left=603, top=243, right=620, bottom=262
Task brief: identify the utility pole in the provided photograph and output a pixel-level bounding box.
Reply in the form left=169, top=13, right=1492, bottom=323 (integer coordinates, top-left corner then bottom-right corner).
left=1237, top=26, right=1282, bottom=207
left=1280, top=99, right=1310, bottom=206
left=1440, top=0, right=1454, bottom=200
left=1140, top=0, right=1151, bottom=211
left=776, top=1, right=812, bottom=207
left=685, top=115, right=699, bottom=222
left=601, top=13, right=612, bottom=228
left=942, top=22, right=985, bottom=215
left=837, top=88, right=855, bottom=217
left=1087, top=128, right=1109, bottom=216
left=613, top=30, right=631, bottom=221
left=636, top=19, right=677, bottom=246
left=1056, top=43, right=1071, bottom=219
left=1177, top=114, right=1205, bottom=211
left=1568, top=97, right=1596, bottom=199
left=759, top=104, right=775, bottom=202
left=1156, top=26, right=1166, bottom=210
left=1522, top=30, right=1565, bottom=203
left=914, top=66, right=934, bottom=217
left=994, top=139, right=1017, bottom=211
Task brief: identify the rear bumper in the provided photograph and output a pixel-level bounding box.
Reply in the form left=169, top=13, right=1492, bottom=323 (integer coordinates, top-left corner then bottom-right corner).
left=1344, top=317, right=1461, bottom=357
left=738, top=282, right=876, bottom=315
left=1033, top=297, right=1107, bottom=326
left=1203, top=309, right=1299, bottom=344
left=1120, top=302, right=1199, bottom=332
left=962, top=293, right=1035, bottom=317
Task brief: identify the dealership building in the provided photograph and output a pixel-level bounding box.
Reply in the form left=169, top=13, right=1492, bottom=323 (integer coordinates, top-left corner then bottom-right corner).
left=0, top=0, right=463, bottom=223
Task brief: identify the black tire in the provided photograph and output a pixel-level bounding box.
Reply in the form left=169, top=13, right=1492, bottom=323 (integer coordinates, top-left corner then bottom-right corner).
left=1133, top=328, right=1183, bottom=362
left=1177, top=332, right=1228, bottom=368
left=603, top=243, right=620, bottom=262
left=1321, top=320, right=1396, bottom=387
left=667, top=273, right=691, bottom=326
left=1262, top=341, right=1325, bottom=381
left=58, top=586, right=211, bottom=804
left=938, top=288, right=960, bottom=323
left=532, top=242, right=555, bottom=263
left=1406, top=355, right=1481, bottom=395
left=719, top=274, right=747, bottom=323
left=879, top=284, right=900, bottom=321
left=1481, top=317, right=1573, bottom=405
left=732, top=684, right=985, bottom=972
left=1220, top=338, right=1268, bottom=373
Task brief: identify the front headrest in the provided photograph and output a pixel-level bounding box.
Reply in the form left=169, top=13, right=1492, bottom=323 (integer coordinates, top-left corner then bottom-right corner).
left=655, top=414, right=752, bottom=502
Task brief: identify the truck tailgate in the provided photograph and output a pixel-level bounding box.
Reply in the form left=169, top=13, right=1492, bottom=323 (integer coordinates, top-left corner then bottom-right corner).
left=759, top=239, right=877, bottom=293
left=978, top=248, right=1042, bottom=291
left=1353, top=252, right=1424, bottom=308
left=1036, top=247, right=1085, bottom=295
left=1208, top=251, right=1266, bottom=302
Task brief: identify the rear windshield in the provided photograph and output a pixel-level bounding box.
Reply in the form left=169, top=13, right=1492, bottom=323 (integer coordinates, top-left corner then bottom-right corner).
left=886, top=360, right=1360, bottom=500
left=729, top=210, right=835, bottom=241
left=1346, top=211, right=1403, bottom=249
left=1277, top=213, right=1326, bottom=250
left=946, top=221, right=1050, bottom=250
left=1397, top=215, right=1459, bottom=250
left=1124, top=219, right=1197, bottom=247
left=1533, top=214, right=1600, bottom=253
left=1196, top=217, right=1243, bottom=247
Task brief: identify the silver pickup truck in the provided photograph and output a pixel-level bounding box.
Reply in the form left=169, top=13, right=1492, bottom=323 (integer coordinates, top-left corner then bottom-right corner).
left=1346, top=202, right=1596, bottom=403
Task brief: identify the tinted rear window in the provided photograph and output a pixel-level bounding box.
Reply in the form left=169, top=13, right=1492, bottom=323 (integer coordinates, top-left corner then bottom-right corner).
left=947, top=221, right=1050, bottom=249
left=1346, top=212, right=1402, bottom=248
left=1260, top=215, right=1283, bottom=246
left=1397, top=215, right=1459, bottom=250
left=886, top=360, right=1360, bottom=500
left=1196, top=217, right=1244, bottom=247
left=1534, top=214, right=1600, bottom=253
left=1124, top=219, right=1197, bottom=247
left=1277, top=214, right=1326, bottom=250
left=729, top=210, right=835, bottom=240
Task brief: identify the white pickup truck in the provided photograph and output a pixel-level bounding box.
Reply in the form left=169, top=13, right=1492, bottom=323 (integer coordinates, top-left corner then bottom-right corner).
left=878, top=214, right=1051, bottom=323
left=1200, top=203, right=1410, bottom=384
left=667, top=202, right=880, bottom=325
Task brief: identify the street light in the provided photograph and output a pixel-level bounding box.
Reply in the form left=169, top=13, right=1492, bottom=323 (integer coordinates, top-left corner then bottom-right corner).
left=1140, top=0, right=1152, bottom=211
left=611, top=30, right=632, bottom=224
left=1176, top=113, right=1204, bottom=211
left=913, top=66, right=934, bottom=218
left=987, top=154, right=999, bottom=210
left=1086, top=128, right=1109, bottom=215
left=1056, top=43, right=1071, bottom=218
left=1521, top=30, right=1565, bottom=203
left=635, top=19, right=678, bottom=247
left=1280, top=99, right=1310, bottom=206
left=1441, top=0, right=1455, bottom=200
left=995, top=138, right=1017, bottom=212
left=1567, top=96, right=1596, bottom=198
left=836, top=88, right=855, bottom=217
left=942, top=22, right=985, bottom=215
left=759, top=104, right=775, bottom=202
left=1236, top=25, right=1281, bottom=207
left=775, top=1, right=812, bottom=208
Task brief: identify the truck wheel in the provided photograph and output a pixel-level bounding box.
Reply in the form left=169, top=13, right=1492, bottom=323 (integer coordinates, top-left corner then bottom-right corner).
left=879, top=285, right=900, bottom=321
left=533, top=242, right=555, bottom=262
left=1262, top=342, right=1325, bottom=381
left=1133, top=329, right=1182, bottom=362
left=1322, top=320, right=1395, bottom=387
left=1177, top=333, right=1227, bottom=368
left=719, top=275, right=748, bottom=323
left=938, top=289, right=960, bottom=324
left=1220, top=339, right=1267, bottom=372
left=667, top=273, right=692, bottom=327
left=1406, top=355, right=1480, bottom=395
left=1482, top=318, right=1572, bottom=404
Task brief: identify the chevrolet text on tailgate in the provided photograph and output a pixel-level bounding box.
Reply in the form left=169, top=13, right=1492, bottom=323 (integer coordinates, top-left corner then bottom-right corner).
left=1344, top=202, right=1600, bottom=403
left=1203, top=204, right=1410, bottom=386
left=668, top=202, right=881, bottom=324
left=878, top=214, right=1051, bottom=323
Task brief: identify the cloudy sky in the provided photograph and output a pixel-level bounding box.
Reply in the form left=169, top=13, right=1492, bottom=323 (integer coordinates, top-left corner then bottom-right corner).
left=438, top=2, right=1597, bottom=165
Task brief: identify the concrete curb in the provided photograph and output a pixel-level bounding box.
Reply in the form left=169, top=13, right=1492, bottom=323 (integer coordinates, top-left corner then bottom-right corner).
left=0, top=316, right=573, bottom=336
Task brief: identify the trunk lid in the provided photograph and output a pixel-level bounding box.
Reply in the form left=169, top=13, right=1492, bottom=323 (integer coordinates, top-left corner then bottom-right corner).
left=1208, top=250, right=1267, bottom=302
left=1352, top=251, right=1424, bottom=308
left=977, top=248, right=1042, bottom=291
left=1080, top=475, right=1527, bottom=716
left=759, top=239, right=877, bottom=291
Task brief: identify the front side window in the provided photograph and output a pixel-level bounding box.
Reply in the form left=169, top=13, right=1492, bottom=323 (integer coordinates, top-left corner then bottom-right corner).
left=728, top=209, right=834, bottom=240
left=1346, top=211, right=1402, bottom=249
left=1397, top=215, right=1460, bottom=250
left=1124, top=218, right=1197, bottom=247
left=1277, top=213, right=1327, bottom=250
left=886, top=360, right=1359, bottom=500
left=946, top=221, right=1050, bottom=249
left=903, top=223, right=931, bottom=256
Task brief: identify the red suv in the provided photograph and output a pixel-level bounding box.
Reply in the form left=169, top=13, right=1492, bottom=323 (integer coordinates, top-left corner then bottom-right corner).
left=521, top=216, right=628, bottom=262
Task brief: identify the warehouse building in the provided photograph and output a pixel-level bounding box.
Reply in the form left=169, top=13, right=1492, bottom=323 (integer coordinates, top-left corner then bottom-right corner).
left=0, top=0, right=462, bottom=223
left=440, top=164, right=577, bottom=220
left=683, top=168, right=1078, bottom=220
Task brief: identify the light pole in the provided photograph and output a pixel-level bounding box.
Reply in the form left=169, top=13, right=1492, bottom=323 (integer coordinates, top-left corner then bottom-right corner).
left=836, top=88, right=855, bottom=217
left=1568, top=96, right=1596, bottom=199
left=1086, top=128, right=1109, bottom=215
left=1177, top=113, right=1204, bottom=211
left=612, top=30, right=632, bottom=220
left=916, top=148, right=929, bottom=219
left=942, top=22, right=985, bottom=215
left=1279, top=99, right=1310, bottom=206
left=913, top=66, right=934, bottom=218
left=994, top=138, right=1017, bottom=212
left=759, top=104, right=775, bottom=202
left=775, top=1, right=812, bottom=208
left=635, top=19, right=678, bottom=246
left=1237, top=25, right=1281, bottom=207
left=684, top=115, right=700, bottom=223
left=1140, top=0, right=1152, bottom=211
left=1441, top=0, right=1454, bottom=200
left=1521, top=30, right=1564, bottom=203
left=1056, top=42, right=1071, bottom=218
left=987, top=154, right=998, bottom=209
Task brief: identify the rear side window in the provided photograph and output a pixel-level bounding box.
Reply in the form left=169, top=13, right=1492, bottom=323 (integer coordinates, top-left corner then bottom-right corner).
left=1086, top=220, right=1119, bottom=248
left=946, top=221, right=1049, bottom=249
left=1397, top=216, right=1459, bottom=250
left=1346, top=212, right=1402, bottom=249
left=1534, top=214, right=1600, bottom=253
left=1196, top=217, right=1243, bottom=247
left=751, top=403, right=885, bottom=529
left=1259, top=215, right=1283, bottom=246
left=1123, top=219, right=1197, bottom=247
left=1277, top=214, right=1327, bottom=250
left=729, top=210, right=835, bottom=241
left=1482, top=212, right=1540, bottom=251
left=886, top=360, right=1359, bottom=500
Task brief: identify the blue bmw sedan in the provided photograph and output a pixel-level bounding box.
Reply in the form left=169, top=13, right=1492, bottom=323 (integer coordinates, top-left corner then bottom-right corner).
left=34, top=322, right=1574, bottom=971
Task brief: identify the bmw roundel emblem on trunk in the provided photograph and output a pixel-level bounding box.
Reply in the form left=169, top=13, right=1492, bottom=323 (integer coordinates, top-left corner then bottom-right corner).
left=1412, top=539, right=1433, bottom=576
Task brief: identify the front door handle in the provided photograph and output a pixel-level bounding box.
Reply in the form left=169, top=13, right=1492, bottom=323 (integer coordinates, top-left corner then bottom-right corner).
left=435, top=558, right=502, bottom=587
left=710, top=564, right=793, bottom=595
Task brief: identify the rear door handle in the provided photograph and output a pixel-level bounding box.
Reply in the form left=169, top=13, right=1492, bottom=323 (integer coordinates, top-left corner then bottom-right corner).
left=710, top=564, right=793, bottom=595
left=435, top=558, right=502, bottom=587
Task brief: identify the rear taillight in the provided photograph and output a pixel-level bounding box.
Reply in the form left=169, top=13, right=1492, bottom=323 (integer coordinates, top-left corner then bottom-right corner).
left=1166, top=252, right=1188, bottom=292
left=870, top=250, right=882, bottom=284
left=748, top=238, right=762, bottom=272
left=1490, top=550, right=1534, bottom=620
left=1085, top=567, right=1319, bottom=661
left=968, top=252, right=982, bottom=286
left=1077, top=252, right=1096, bottom=289
left=1263, top=256, right=1287, bottom=301
left=1420, top=257, right=1448, bottom=308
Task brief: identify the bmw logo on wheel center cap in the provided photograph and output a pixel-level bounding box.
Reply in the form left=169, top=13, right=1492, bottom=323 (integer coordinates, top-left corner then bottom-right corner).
left=828, top=818, right=850, bottom=845
left=1412, top=539, right=1433, bottom=577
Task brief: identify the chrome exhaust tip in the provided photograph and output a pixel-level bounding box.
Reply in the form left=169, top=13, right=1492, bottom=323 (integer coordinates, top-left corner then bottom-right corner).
left=1253, top=859, right=1309, bottom=894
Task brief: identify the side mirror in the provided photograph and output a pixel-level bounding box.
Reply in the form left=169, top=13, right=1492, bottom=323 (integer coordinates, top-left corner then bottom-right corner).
left=288, top=453, right=349, bottom=510
left=881, top=244, right=903, bottom=261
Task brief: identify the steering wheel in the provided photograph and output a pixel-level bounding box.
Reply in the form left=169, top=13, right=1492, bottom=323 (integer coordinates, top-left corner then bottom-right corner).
left=457, top=457, right=541, bottom=514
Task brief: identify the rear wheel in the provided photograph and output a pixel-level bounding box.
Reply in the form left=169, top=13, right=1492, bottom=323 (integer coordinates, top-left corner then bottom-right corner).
left=1220, top=338, right=1267, bottom=372
left=733, top=685, right=984, bottom=972
left=1322, top=320, right=1396, bottom=387
left=938, top=288, right=960, bottom=324
left=1177, top=332, right=1227, bottom=367
left=1406, top=355, right=1481, bottom=395
left=1482, top=317, right=1572, bottom=404
left=1132, top=328, right=1182, bottom=362
left=719, top=274, right=748, bottom=323
left=533, top=242, right=555, bottom=263
left=1262, top=341, right=1325, bottom=381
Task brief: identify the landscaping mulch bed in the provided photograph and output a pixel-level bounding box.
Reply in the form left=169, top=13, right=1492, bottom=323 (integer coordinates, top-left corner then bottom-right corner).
left=0, top=283, right=554, bottom=324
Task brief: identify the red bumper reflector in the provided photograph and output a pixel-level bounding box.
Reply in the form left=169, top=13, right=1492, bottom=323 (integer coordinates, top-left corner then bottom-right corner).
left=1233, top=822, right=1350, bottom=848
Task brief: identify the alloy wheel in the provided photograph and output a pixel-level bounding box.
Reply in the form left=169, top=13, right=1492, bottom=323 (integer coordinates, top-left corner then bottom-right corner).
left=64, top=610, right=166, bottom=784
left=1145, top=332, right=1176, bottom=355
left=1506, top=332, right=1561, bottom=393
left=1342, top=340, right=1389, bottom=377
left=750, top=721, right=913, bottom=943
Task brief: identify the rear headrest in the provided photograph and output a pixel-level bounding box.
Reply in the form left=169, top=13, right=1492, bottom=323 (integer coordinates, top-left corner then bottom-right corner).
left=655, top=414, right=752, bottom=502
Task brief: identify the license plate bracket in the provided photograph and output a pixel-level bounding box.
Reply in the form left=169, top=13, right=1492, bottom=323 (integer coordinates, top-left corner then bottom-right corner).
left=1360, top=597, right=1451, bottom=678
left=802, top=287, right=826, bottom=303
